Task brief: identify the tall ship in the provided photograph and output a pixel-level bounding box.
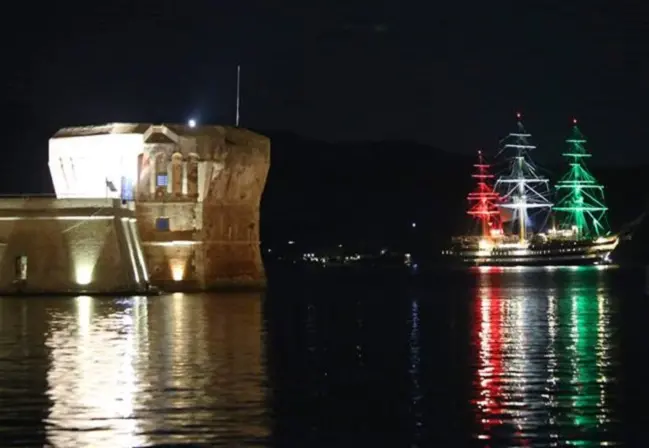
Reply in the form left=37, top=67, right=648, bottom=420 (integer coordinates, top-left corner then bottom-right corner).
left=444, top=114, right=619, bottom=266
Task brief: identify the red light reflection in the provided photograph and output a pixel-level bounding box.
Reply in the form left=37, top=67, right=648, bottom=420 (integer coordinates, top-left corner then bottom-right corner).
left=474, top=288, right=504, bottom=434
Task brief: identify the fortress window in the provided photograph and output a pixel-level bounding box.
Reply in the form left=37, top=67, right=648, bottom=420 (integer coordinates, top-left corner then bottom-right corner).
left=120, top=176, right=134, bottom=201
left=15, top=255, right=28, bottom=281
left=156, top=217, right=170, bottom=231
left=156, top=174, right=168, bottom=187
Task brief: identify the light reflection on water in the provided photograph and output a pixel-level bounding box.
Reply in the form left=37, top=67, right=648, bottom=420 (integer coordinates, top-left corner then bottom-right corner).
left=0, top=267, right=640, bottom=446
left=472, top=268, right=618, bottom=446
left=45, top=296, right=144, bottom=447
left=0, top=293, right=267, bottom=447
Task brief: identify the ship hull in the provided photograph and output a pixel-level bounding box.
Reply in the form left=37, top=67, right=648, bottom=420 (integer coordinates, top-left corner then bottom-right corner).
left=443, top=236, right=619, bottom=267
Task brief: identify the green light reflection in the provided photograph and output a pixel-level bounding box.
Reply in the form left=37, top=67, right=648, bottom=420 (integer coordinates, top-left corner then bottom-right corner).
left=561, top=293, right=612, bottom=445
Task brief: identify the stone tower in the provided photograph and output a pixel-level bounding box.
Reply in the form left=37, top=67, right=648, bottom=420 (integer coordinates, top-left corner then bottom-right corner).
left=49, top=123, right=270, bottom=290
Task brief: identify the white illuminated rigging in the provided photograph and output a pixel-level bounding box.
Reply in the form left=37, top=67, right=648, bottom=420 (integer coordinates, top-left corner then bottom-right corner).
left=495, top=116, right=553, bottom=242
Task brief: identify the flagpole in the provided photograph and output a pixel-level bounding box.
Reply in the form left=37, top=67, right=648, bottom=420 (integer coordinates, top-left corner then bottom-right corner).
left=236, top=65, right=241, bottom=127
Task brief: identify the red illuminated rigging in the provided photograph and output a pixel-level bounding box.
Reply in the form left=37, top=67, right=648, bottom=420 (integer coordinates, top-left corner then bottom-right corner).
left=467, top=151, right=502, bottom=237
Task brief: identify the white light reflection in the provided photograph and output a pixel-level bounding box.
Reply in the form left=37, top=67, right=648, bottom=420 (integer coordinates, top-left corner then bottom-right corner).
left=171, top=292, right=185, bottom=364
left=508, top=295, right=529, bottom=432
left=546, top=294, right=559, bottom=429
left=543, top=292, right=563, bottom=443
left=77, top=295, right=92, bottom=335
left=45, top=296, right=149, bottom=447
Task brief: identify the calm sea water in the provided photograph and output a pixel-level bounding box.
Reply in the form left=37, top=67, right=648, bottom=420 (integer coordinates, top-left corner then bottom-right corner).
left=1, top=266, right=649, bottom=447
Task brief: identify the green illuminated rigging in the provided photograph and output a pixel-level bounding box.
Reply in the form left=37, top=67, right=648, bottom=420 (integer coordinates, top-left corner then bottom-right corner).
left=553, top=121, right=610, bottom=238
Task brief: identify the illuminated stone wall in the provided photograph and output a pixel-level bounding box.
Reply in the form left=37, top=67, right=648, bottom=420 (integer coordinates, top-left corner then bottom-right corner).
left=48, top=123, right=270, bottom=291
left=135, top=202, right=203, bottom=290
left=0, top=198, right=149, bottom=294
left=134, top=125, right=270, bottom=291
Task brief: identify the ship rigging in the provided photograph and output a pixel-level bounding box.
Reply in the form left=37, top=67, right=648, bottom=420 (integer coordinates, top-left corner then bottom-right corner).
left=467, top=150, right=502, bottom=239
left=444, top=114, right=619, bottom=266
left=552, top=119, right=610, bottom=238
left=495, top=113, right=553, bottom=244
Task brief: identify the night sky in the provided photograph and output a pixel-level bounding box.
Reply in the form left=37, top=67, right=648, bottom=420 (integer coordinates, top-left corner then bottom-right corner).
left=6, top=0, right=649, bottom=194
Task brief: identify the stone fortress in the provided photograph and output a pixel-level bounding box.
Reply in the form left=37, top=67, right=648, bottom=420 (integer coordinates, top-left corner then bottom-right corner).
left=0, top=123, right=270, bottom=294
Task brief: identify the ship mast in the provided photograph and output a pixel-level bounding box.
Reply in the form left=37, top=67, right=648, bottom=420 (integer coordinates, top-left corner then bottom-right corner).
left=467, top=150, right=502, bottom=238
left=552, top=119, right=609, bottom=238
left=495, top=113, right=553, bottom=243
